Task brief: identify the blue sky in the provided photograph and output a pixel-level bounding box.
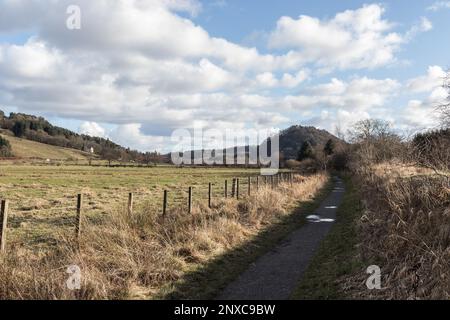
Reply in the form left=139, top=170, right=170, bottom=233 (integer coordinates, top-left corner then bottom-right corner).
left=0, top=0, right=449, bottom=151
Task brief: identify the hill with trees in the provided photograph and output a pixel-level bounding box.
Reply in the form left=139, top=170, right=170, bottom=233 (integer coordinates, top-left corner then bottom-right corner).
left=0, top=110, right=165, bottom=163
left=183, top=125, right=343, bottom=167
left=277, top=125, right=341, bottom=160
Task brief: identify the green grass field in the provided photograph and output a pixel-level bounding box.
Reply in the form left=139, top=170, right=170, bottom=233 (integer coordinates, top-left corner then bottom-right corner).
left=0, top=164, right=267, bottom=249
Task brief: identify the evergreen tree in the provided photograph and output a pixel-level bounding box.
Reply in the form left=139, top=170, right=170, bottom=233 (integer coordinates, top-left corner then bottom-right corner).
left=324, top=139, right=335, bottom=156
left=297, top=141, right=313, bottom=161
left=12, top=121, right=27, bottom=137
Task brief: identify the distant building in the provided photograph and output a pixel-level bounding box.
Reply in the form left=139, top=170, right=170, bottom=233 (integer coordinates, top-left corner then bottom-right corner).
left=90, top=147, right=94, bottom=154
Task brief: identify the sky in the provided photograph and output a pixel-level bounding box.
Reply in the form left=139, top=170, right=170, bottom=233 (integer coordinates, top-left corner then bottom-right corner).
left=0, top=0, right=449, bottom=152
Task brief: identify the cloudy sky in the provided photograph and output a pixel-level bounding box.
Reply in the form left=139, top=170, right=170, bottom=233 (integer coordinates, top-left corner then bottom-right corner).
left=0, top=0, right=449, bottom=152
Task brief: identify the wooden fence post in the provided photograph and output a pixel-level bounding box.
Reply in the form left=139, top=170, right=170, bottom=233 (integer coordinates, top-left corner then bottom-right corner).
left=163, top=190, right=168, bottom=216
left=248, top=176, right=251, bottom=196
left=271, top=176, right=274, bottom=189
left=236, top=178, right=240, bottom=200
left=224, top=180, right=228, bottom=198
left=188, top=187, right=193, bottom=213
left=75, top=194, right=82, bottom=240
left=232, top=178, right=236, bottom=197
left=256, top=176, right=259, bottom=191
left=208, top=183, right=212, bottom=208
left=0, top=200, right=9, bottom=254
left=128, top=192, right=134, bottom=215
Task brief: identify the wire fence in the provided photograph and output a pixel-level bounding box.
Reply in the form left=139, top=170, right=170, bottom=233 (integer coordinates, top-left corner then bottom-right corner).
left=0, top=172, right=298, bottom=252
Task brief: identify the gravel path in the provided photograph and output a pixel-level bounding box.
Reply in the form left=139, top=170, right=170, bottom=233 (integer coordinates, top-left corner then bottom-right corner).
left=217, top=177, right=346, bottom=300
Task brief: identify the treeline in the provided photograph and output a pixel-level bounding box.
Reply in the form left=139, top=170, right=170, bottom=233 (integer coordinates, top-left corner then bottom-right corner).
left=0, top=110, right=166, bottom=164
left=342, top=119, right=450, bottom=175
left=282, top=137, right=348, bottom=173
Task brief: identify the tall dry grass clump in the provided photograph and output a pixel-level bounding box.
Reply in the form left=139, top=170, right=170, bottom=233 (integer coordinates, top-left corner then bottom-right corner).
left=0, top=173, right=328, bottom=300
left=345, top=167, right=449, bottom=299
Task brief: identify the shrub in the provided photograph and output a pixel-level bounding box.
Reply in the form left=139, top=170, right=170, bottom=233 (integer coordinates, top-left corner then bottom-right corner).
left=412, top=129, right=450, bottom=172
left=0, top=136, right=12, bottom=157
left=330, top=151, right=350, bottom=171
left=285, top=159, right=301, bottom=168
left=297, top=158, right=321, bottom=174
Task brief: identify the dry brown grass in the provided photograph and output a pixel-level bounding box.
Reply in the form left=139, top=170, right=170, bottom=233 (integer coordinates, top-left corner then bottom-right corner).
left=372, top=162, right=436, bottom=180
left=0, top=173, right=328, bottom=300
left=0, top=134, right=90, bottom=160
left=0, top=165, right=265, bottom=248
left=342, top=163, right=449, bottom=299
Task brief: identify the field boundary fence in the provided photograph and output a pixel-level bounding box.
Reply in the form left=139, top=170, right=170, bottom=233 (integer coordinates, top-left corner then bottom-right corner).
left=0, top=172, right=302, bottom=253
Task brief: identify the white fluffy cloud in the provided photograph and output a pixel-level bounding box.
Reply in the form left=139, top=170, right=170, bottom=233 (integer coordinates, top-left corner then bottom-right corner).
left=269, top=4, right=408, bottom=70
left=401, top=100, right=439, bottom=129
left=406, top=66, right=446, bottom=93
left=79, top=121, right=107, bottom=138
left=405, top=17, right=433, bottom=41
left=255, top=70, right=309, bottom=88
left=109, top=123, right=167, bottom=151
left=281, top=70, right=309, bottom=88
left=400, top=66, right=448, bottom=130
left=303, top=67, right=448, bottom=133
left=283, top=77, right=400, bottom=111
left=427, top=1, right=450, bottom=11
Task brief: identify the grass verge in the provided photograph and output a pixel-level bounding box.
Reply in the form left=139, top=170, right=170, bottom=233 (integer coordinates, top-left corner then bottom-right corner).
left=158, top=177, right=334, bottom=300
left=290, top=175, right=364, bottom=300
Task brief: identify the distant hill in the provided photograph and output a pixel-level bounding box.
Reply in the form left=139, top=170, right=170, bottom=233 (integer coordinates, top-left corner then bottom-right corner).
left=182, top=125, right=341, bottom=165
left=0, top=110, right=164, bottom=163
left=277, top=125, right=341, bottom=160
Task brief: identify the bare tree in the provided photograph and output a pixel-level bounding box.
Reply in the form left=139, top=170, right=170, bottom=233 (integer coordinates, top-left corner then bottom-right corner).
left=101, top=148, right=120, bottom=166
left=438, top=71, right=450, bottom=128
left=334, top=123, right=346, bottom=141
left=349, top=119, right=393, bottom=143
left=347, top=119, right=404, bottom=169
